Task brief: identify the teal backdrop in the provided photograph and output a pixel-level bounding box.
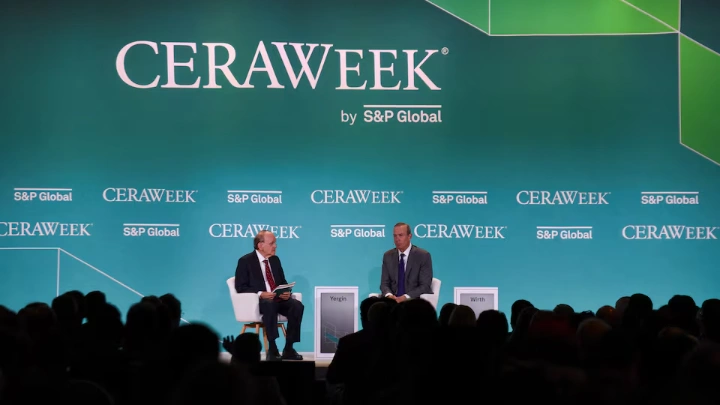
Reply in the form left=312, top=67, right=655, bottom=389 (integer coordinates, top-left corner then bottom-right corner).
left=2, top=0, right=720, bottom=352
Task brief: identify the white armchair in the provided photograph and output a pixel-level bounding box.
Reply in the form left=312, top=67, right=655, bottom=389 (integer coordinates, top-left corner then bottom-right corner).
left=369, top=278, right=442, bottom=309
left=226, top=277, right=302, bottom=352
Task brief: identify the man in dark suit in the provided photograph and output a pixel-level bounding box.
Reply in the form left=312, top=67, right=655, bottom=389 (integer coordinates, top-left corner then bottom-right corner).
left=235, top=230, right=304, bottom=361
left=380, top=222, right=433, bottom=303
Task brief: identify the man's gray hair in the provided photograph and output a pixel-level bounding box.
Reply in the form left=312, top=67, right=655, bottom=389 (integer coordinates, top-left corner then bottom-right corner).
left=254, top=230, right=272, bottom=249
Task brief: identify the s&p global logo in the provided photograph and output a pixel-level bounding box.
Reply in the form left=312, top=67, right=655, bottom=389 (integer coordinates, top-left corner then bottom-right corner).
left=208, top=224, right=301, bottom=239
left=311, top=190, right=402, bottom=204
left=413, top=224, right=507, bottom=239
left=123, top=223, right=180, bottom=237
left=432, top=190, right=487, bottom=205
left=116, top=40, right=442, bottom=91
left=0, top=222, right=93, bottom=237
left=14, top=187, right=73, bottom=202
left=536, top=226, right=593, bottom=240
left=640, top=191, right=699, bottom=205
left=227, top=189, right=282, bottom=204
left=103, top=188, right=197, bottom=203
left=622, top=225, right=717, bottom=240
left=517, top=191, right=610, bottom=205
left=330, top=224, right=385, bottom=238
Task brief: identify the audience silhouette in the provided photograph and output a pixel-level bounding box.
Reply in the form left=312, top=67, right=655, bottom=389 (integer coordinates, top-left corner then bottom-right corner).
left=1, top=290, right=719, bottom=404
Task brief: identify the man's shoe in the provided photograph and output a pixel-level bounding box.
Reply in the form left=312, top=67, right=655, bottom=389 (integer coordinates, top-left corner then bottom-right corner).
left=281, top=349, right=303, bottom=361
left=265, top=349, right=282, bottom=361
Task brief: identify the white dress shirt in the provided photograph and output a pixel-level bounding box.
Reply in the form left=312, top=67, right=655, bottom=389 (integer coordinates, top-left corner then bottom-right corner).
left=386, top=245, right=411, bottom=299
left=256, top=250, right=273, bottom=296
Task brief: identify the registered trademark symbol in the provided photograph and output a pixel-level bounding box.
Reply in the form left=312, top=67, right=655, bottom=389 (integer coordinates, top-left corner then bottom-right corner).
left=441, top=47, right=449, bottom=55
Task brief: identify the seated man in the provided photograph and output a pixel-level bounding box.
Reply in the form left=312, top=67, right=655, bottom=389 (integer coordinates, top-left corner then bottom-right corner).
left=235, top=230, right=304, bottom=361
left=380, top=222, right=433, bottom=303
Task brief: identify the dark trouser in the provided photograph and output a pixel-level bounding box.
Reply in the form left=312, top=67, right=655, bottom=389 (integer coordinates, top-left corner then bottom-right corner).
left=259, top=297, right=304, bottom=343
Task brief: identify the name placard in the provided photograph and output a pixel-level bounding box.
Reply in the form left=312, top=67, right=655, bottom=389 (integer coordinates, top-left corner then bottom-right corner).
left=454, top=287, right=499, bottom=318
left=314, top=286, right=359, bottom=359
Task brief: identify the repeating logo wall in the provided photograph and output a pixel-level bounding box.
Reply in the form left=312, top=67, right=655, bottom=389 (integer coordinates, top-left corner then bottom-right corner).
left=1, top=0, right=720, bottom=353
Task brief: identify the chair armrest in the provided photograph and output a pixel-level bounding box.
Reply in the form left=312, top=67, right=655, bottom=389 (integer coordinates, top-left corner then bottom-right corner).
left=369, top=293, right=380, bottom=298
left=291, top=292, right=302, bottom=302
left=231, top=293, right=261, bottom=321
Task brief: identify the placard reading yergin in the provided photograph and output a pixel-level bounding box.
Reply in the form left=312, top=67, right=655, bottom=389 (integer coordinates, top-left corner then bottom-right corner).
left=314, top=287, right=359, bottom=359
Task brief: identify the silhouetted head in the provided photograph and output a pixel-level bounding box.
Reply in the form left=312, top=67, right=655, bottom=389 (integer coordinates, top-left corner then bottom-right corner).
left=596, top=305, right=615, bottom=324
left=85, top=291, right=107, bottom=323
left=438, top=303, right=457, bottom=327
left=231, top=333, right=261, bottom=365
left=360, top=296, right=380, bottom=329
left=476, top=310, right=509, bottom=346
left=553, top=304, right=574, bottom=316
left=160, top=293, right=182, bottom=328
left=700, top=299, right=720, bottom=342
left=577, top=317, right=611, bottom=357
left=168, top=323, right=220, bottom=376
left=623, top=293, right=653, bottom=329
left=669, top=295, right=697, bottom=314
left=85, top=303, right=123, bottom=347
left=65, top=290, right=86, bottom=319
left=448, top=305, right=476, bottom=327
left=18, top=302, right=56, bottom=340
left=511, top=299, right=534, bottom=330
left=52, top=293, right=81, bottom=329
left=396, top=299, right=437, bottom=331
left=368, top=301, right=391, bottom=331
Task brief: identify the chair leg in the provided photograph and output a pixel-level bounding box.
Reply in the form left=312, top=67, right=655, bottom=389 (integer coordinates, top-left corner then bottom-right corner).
left=279, top=323, right=287, bottom=337
left=252, top=323, right=260, bottom=350
left=240, top=324, right=248, bottom=335
left=262, top=325, right=269, bottom=353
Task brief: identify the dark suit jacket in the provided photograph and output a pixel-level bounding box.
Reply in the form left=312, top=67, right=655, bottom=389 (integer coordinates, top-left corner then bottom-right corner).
left=380, top=245, right=433, bottom=299
left=235, top=251, right=288, bottom=294
left=325, top=329, right=373, bottom=385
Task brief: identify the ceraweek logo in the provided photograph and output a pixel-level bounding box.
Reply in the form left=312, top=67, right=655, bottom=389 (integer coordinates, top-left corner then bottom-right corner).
left=517, top=191, right=610, bottom=205
left=116, top=40, right=444, bottom=91
left=432, top=190, right=487, bottom=205
left=0, top=222, right=93, bottom=237
left=14, top=188, right=73, bottom=202
left=536, top=226, right=593, bottom=240
left=103, top=188, right=197, bottom=203
left=123, top=223, right=180, bottom=237
left=330, top=224, right=385, bottom=238
left=413, top=224, right=506, bottom=239
left=311, top=190, right=402, bottom=204
left=622, top=225, right=717, bottom=240
left=228, top=189, right=282, bottom=204
left=640, top=191, right=699, bottom=205
left=208, top=224, right=301, bottom=238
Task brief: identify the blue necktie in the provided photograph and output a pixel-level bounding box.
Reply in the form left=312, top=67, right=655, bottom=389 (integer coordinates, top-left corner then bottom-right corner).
left=397, top=253, right=406, bottom=296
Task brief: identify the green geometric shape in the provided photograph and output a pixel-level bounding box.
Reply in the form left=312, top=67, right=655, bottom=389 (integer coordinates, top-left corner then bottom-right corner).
left=680, top=35, right=720, bottom=165
left=625, top=0, right=679, bottom=30
left=490, top=0, right=675, bottom=35
left=427, top=0, right=490, bottom=34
